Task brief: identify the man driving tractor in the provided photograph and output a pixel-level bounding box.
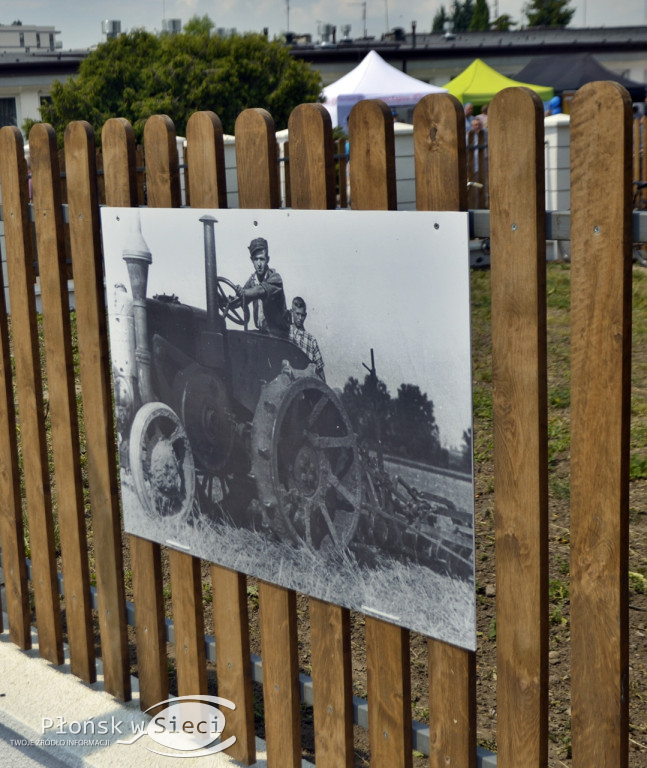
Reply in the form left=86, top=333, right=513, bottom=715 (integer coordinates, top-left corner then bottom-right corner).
left=234, top=237, right=290, bottom=338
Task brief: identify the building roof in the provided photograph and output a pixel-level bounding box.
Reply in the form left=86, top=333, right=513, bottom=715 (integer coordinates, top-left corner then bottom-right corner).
left=290, top=25, right=647, bottom=65
left=0, top=49, right=86, bottom=76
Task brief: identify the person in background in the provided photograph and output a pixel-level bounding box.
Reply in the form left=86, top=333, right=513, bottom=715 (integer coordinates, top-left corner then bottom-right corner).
left=464, top=102, right=474, bottom=132
left=479, top=103, right=489, bottom=129
left=289, top=296, right=325, bottom=381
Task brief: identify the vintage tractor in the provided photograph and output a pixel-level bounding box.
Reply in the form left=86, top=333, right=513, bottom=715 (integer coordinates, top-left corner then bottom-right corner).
left=113, top=215, right=363, bottom=552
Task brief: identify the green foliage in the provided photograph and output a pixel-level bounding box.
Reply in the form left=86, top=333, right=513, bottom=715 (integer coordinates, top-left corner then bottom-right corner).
left=37, top=22, right=322, bottom=145
left=183, top=15, right=214, bottom=36
left=469, top=0, right=491, bottom=31
left=523, top=0, right=575, bottom=28
left=629, top=571, right=647, bottom=595
left=451, top=0, right=475, bottom=31
left=432, top=5, right=450, bottom=32
left=548, top=577, right=569, bottom=626
left=491, top=14, right=516, bottom=30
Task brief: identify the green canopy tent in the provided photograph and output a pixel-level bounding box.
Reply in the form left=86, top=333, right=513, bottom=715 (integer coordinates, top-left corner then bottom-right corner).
left=442, top=58, right=554, bottom=107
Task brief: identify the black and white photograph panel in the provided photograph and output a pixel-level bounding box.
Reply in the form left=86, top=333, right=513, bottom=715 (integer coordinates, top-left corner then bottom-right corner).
left=101, top=206, right=476, bottom=650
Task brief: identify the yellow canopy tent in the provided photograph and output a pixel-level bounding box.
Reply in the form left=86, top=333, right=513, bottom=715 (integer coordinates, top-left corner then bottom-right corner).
left=442, top=58, right=554, bottom=106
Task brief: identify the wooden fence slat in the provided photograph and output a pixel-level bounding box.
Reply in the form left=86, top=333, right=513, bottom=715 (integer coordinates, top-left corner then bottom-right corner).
left=288, top=103, right=336, bottom=211
left=168, top=549, right=207, bottom=696
left=185, top=109, right=256, bottom=763
left=142, top=113, right=208, bottom=702
left=101, top=116, right=164, bottom=707
left=349, top=98, right=412, bottom=768
left=236, top=108, right=281, bottom=210
left=235, top=106, right=302, bottom=767
left=0, top=186, right=30, bottom=647
left=413, top=92, right=476, bottom=768
left=210, top=565, right=256, bottom=762
left=64, top=120, right=132, bottom=698
left=288, top=102, right=354, bottom=768
left=569, top=81, right=631, bottom=768
left=31, top=123, right=95, bottom=683
left=186, top=110, right=228, bottom=209
left=258, top=580, right=301, bottom=766
left=0, top=126, right=63, bottom=665
left=489, top=87, right=548, bottom=767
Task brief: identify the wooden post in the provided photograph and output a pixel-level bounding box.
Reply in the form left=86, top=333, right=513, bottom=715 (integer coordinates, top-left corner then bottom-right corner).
left=101, top=116, right=166, bottom=708
left=0, top=126, right=63, bottom=666
left=185, top=110, right=256, bottom=763
left=489, top=87, right=548, bottom=767
left=235, top=106, right=302, bottom=768
left=289, top=102, right=354, bottom=768
left=0, top=132, right=30, bottom=648
left=349, top=98, right=412, bottom=768
left=65, top=119, right=133, bottom=699
left=570, top=81, right=631, bottom=768
left=413, top=92, right=476, bottom=768
left=32, top=122, right=96, bottom=684
left=143, top=113, right=209, bottom=702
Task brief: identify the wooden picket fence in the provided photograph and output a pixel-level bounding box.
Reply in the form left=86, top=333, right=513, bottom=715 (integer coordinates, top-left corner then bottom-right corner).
left=0, top=82, right=633, bottom=767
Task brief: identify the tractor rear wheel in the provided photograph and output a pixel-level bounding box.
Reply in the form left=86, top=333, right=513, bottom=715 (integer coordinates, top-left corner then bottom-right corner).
left=251, top=372, right=362, bottom=551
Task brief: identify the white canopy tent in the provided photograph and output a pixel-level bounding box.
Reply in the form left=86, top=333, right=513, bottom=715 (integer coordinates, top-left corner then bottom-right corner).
left=322, top=50, right=447, bottom=127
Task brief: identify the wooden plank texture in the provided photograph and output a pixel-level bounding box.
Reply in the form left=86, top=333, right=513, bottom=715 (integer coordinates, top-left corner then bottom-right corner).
left=489, top=87, right=548, bottom=768
left=168, top=549, right=207, bottom=696
left=31, top=122, right=95, bottom=683
left=0, top=126, right=63, bottom=665
left=142, top=113, right=208, bottom=704
left=258, top=580, right=301, bottom=767
left=289, top=102, right=354, bottom=768
left=101, top=116, right=165, bottom=707
left=65, top=120, right=132, bottom=698
left=287, top=103, right=336, bottom=211
left=413, top=92, right=476, bottom=768
left=235, top=106, right=302, bottom=767
left=569, top=81, right=631, bottom=768
left=0, top=165, right=30, bottom=647
left=235, top=109, right=281, bottom=210
left=349, top=99, right=412, bottom=768
left=186, top=111, right=228, bottom=209
left=210, top=565, right=256, bottom=763
left=185, top=109, right=256, bottom=764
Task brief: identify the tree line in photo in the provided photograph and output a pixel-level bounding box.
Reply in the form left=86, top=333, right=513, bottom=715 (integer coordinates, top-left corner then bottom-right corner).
left=339, top=370, right=472, bottom=473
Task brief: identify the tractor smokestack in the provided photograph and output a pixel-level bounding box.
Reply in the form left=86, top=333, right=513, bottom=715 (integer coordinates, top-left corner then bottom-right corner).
left=200, top=215, right=219, bottom=330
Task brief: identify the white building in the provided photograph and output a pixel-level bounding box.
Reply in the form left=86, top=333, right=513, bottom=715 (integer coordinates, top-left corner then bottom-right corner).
left=0, top=23, right=60, bottom=53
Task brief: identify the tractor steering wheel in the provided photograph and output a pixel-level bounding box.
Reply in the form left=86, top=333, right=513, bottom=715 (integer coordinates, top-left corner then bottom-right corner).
left=217, top=276, right=250, bottom=327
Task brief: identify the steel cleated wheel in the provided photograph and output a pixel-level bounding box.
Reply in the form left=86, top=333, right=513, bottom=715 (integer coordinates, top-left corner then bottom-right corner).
left=129, top=401, right=195, bottom=521
left=251, top=371, right=362, bottom=551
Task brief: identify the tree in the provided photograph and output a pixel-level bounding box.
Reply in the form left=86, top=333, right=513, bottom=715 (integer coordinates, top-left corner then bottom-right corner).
left=459, top=427, right=472, bottom=472
left=388, top=384, right=441, bottom=462
left=451, top=0, right=475, bottom=32
left=341, top=374, right=392, bottom=450
left=524, top=0, right=575, bottom=28
left=26, top=20, right=322, bottom=144
left=491, top=13, right=516, bottom=30
left=469, top=0, right=490, bottom=30
left=432, top=5, right=450, bottom=33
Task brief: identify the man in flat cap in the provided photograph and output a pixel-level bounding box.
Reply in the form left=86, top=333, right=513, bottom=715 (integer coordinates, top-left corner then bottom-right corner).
left=235, top=237, right=290, bottom=337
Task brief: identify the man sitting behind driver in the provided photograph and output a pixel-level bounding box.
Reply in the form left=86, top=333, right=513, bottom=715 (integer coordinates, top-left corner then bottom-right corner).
left=235, top=237, right=289, bottom=338
left=290, top=296, right=325, bottom=382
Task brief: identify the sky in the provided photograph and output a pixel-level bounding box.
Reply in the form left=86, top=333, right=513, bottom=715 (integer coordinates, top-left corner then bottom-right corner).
left=3, top=0, right=645, bottom=51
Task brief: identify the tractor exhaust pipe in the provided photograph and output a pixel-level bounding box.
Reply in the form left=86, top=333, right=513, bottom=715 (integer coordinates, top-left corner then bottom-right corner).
left=200, top=214, right=219, bottom=330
